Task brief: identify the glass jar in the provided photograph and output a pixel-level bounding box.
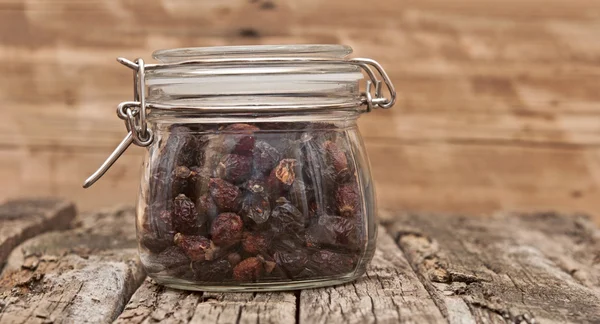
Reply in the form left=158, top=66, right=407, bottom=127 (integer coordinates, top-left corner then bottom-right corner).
left=84, top=45, right=396, bottom=291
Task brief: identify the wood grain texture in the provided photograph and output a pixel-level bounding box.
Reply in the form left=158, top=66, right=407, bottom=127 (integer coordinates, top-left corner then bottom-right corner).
left=386, top=212, right=600, bottom=323
left=300, top=225, right=444, bottom=324
left=115, top=279, right=297, bottom=324
left=0, top=206, right=145, bottom=324
left=2, top=0, right=600, bottom=222
left=0, top=199, right=76, bottom=268
left=115, top=226, right=441, bottom=324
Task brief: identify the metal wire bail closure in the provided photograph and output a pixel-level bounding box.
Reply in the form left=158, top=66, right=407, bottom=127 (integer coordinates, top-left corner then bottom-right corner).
left=83, top=53, right=396, bottom=188
left=82, top=58, right=153, bottom=188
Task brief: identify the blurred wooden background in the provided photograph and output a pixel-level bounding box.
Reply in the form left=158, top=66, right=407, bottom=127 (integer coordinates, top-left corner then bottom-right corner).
left=1, top=0, right=600, bottom=221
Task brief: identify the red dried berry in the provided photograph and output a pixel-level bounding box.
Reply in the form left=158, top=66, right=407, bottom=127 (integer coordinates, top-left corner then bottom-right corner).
left=172, top=194, right=200, bottom=233
left=267, top=159, right=297, bottom=194
left=209, top=178, right=241, bottom=212
left=223, top=123, right=260, bottom=155
left=216, top=154, right=252, bottom=183
left=233, top=257, right=264, bottom=281
left=173, top=233, right=217, bottom=261
left=335, top=183, right=361, bottom=218
left=210, top=212, right=244, bottom=247
left=242, top=232, right=269, bottom=255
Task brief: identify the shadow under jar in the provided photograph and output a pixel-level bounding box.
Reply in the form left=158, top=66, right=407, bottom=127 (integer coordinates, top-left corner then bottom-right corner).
left=84, top=45, right=397, bottom=291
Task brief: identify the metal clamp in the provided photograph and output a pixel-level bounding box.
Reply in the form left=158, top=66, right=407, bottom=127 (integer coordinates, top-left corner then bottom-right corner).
left=350, top=58, right=396, bottom=112
left=82, top=58, right=153, bottom=188
left=83, top=55, right=396, bottom=188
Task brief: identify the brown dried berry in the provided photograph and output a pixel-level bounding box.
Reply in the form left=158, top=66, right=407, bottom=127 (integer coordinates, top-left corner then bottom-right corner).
left=323, top=141, right=348, bottom=172
left=211, top=212, right=244, bottom=247
left=192, top=259, right=232, bottom=282
left=172, top=194, right=200, bottom=234
left=270, top=197, right=306, bottom=240
left=267, top=159, right=297, bottom=194
left=253, top=141, right=281, bottom=174
left=209, top=178, right=241, bottom=212
left=216, top=154, right=252, bottom=184
left=274, top=250, right=309, bottom=276
left=196, top=194, right=219, bottom=223
left=242, top=232, right=269, bottom=255
left=140, top=232, right=172, bottom=254
left=233, top=257, right=264, bottom=281
left=309, top=250, right=355, bottom=276
left=335, top=183, right=361, bottom=218
left=223, top=123, right=260, bottom=155
left=305, top=215, right=360, bottom=251
left=141, top=206, right=175, bottom=253
left=241, top=181, right=271, bottom=224
left=227, top=252, right=242, bottom=266
left=168, top=125, right=202, bottom=166
left=286, top=180, right=312, bottom=219
left=145, top=246, right=190, bottom=275
left=173, top=233, right=217, bottom=261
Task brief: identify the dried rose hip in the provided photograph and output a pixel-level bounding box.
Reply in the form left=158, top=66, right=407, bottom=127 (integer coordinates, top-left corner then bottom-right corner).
left=216, top=154, right=252, bottom=184
left=274, top=250, right=309, bottom=277
left=309, top=250, right=355, bottom=276
left=168, top=125, right=203, bottom=166
left=322, top=140, right=353, bottom=182
left=270, top=197, right=306, bottom=239
left=286, top=180, right=313, bottom=219
left=227, top=252, right=242, bottom=266
left=140, top=206, right=175, bottom=253
left=242, top=232, right=269, bottom=255
left=173, top=233, right=218, bottom=262
left=192, top=259, right=232, bottom=282
left=211, top=212, right=244, bottom=247
left=241, top=181, right=271, bottom=224
left=335, top=183, right=361, bottom=218
left=223, top=123, right=260, bottom=155
left=323, top=141, right=348, bottom=172
left=140, top=232, right=172, bottom=254
left=196, top=194, right=219, bottom=223
left=267, top=159, right=297, bottom=194
left=256, top=255, right=277, bottom=274
left=233, top=257, right=264, bottom=281
left=209, top=178, right=241, bottom=212
left=305, top=215, right=360, bottom=251
left=172, top=194, right=201, bottom=234
left=145, top=246, right=190, bottom=275
left=253, top=141, right=281, bottom=175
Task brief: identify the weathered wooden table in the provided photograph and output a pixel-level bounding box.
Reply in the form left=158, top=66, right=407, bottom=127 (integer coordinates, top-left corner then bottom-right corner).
left=1, top=199, right=599, bottom=323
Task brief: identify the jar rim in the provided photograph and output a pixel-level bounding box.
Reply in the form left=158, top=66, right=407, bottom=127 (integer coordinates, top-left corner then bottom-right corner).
left=153, top=44, right=353, bottom=63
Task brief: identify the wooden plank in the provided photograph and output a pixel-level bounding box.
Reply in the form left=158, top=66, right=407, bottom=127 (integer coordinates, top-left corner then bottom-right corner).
left=115, top=281, right=296, bottom=324
left=386, top=212, right=600, bottom=323
left=0, top=199, right=76, bottom=267
left=0, top=207, right=145, bottom=324
left=116, top=225, right=444, bottom=324
left=300, top=225, right=444, bottom=323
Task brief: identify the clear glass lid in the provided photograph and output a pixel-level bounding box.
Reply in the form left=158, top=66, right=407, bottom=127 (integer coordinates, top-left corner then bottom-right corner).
left=153, top=44, right=353, bottom=63
left=145, top=45, right=364, bottom=111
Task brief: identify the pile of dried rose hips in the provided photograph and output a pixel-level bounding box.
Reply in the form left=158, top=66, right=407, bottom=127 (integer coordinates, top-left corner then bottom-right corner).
left=139, top=122, right=366, bottom=283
